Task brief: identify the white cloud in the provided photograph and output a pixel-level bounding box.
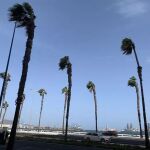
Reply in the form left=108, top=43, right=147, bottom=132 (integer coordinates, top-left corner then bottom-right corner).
left=116, top=0, right=148, bottom=18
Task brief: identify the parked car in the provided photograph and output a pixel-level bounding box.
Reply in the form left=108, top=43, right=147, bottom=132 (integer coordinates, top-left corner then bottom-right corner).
left=100, top=130, right=118, bottom=143
left=84, top=132, right=100, bottom=142
left=84, top=131, right=117, bottom=143
left=0, top=127, right=10, bottom=145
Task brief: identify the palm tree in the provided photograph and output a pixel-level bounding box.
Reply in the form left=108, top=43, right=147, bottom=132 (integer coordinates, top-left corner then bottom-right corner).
left=6, top=3, right=36, bottom=150
left=87, top=81, right=98, bottom=133
left=38, top=89, right=47, bottom=132
left=0, top=22, right=16, bottom=108
left=62, top=86, right=68, bottom=134
left=0, top=72, right=10, bottom=119
left=18, top=94, right=25, bottom=127
left=128, top=76, right=143, bottom=138
left=1, top=101, right=9, bottom=127
left=59, top=56, right=72, bottom=141
left=121, top=38, right=149, bottom=148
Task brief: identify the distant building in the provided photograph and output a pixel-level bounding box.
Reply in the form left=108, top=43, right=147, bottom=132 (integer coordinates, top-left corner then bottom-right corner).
left=126, top=123, right=133, bottom=131
left=130, top=123, right=133, bottom=130
left=127, top=123, right=129, bottom=130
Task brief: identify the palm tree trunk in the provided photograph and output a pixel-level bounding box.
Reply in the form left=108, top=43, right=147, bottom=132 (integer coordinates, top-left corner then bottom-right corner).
left=1, top=107, right=7, bottom=127
left=18, top=102, right=24, bottom=128
left=135, top=84, right=143, bottom=138
left=0, top=106, right=3, bottom=121
left=93, top=88, right=98, bottom=133
left=65, top=63, right=72, bottom=141
left=6, top=23, right=35, bottom=150
left=133, top=47, right=149, bottom=148
left=38, top=95, right=44, bottom=132
left=0, top=22, right=16, bottom=107
left=62, top=93, right=67, bottom=134
left=0, top=81, right=8, bottom=120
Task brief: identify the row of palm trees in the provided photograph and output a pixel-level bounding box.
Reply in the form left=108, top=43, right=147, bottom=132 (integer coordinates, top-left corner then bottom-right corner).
left=0, top=2, right=149, bottom=150
left=121, top=38, right=149, bottom=147
left=0, top=76, right=48, bottom=132
left=0, top=72, right=26, bottom=128
left=128, top=76, right=143, bottom=138
left=61, top=81, right=98, bottom=139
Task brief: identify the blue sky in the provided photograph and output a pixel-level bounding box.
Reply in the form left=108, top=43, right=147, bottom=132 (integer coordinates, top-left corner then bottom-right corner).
left=0, top=0, right=150, bottom=130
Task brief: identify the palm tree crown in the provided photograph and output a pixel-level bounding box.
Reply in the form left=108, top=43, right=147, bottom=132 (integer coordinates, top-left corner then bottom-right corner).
left=87, top=81, right=95, bottom=92
left=38, top=89, right=47, bottom=96
left=62, top=87, right=68, bottom=94
left=9, top=2, right=36, bottom=35
left=128, top=76, right=137, bottom=87
left=59, top=56, right=70, bottom=70
left=121, top=38, right=135, bottom=55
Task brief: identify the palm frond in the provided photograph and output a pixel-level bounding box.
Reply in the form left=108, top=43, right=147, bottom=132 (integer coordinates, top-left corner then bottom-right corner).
left=62, top=87, right=68, bottom=94
left=87, top=81, right=95, bottom=92
left=8, top=2, right=35, bottom=31
left=128, top=76, right=136, bottom=87
left=23, top=2, right=35, bottom=19
left=8, top=4, right=25, bottom=21
left=38, top=89, right=47, bottom=96
left=59, top=56, right=69, bottom=70
left=121, top=38, right=135, bottom=55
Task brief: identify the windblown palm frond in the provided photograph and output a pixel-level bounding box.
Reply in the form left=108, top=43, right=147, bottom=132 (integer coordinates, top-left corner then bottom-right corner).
left=87, top=81, right=95, bottom=92
left=62, top=87, right=68, bottom=94
left=8, top=4, right=25, bottom=22
left=128, top=76, right=136, bottom=87
left=8, top=2, right=36, bottom=35
left=121, top=38, right=135, bottom=55
left=38, top=89, right=47, bottom=96
left=59, top=56, right=69, bottom=70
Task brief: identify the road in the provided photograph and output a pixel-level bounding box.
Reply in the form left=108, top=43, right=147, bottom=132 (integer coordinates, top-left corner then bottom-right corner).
left=0, top=140, right=111, bottom=150
left=111, top=137, right=145, bottom=147
left=0, top=134, right=147, bottom=150
left=36, top=134, right=145, bottom=147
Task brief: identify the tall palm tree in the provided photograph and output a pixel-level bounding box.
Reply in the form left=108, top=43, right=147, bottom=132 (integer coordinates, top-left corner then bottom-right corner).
left=128, top=76, right=143, bottom=138
left=1, top=101, right=9, bottom=127
left=18, top=94, right=25, bottom=127
left=59, top=56, right=72, bottom=141
left=38, top=89, right=47, bottom=132
left=0, top=72, right=10, bottom=119
left=121, top=38, right=149, bottom=148
left=6, top=3, right=36, bottom=150
left=62, top=86, right=68, bottom=134
left=0, top=22, right=16, bottom=108
left=87, top=81, right=98, bottom=133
